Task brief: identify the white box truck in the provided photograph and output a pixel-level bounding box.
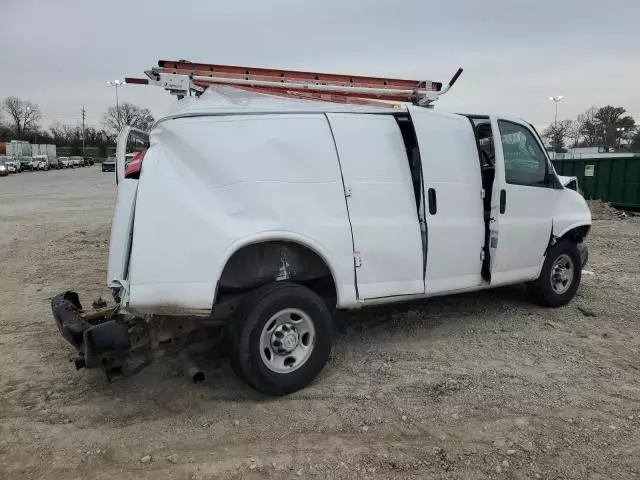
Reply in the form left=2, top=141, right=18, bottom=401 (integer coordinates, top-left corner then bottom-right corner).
left=46, top=144, right=57, bottom=160
left=51, top=61, right=591, bottom=395
left=7, top=140, right=31, bottom=157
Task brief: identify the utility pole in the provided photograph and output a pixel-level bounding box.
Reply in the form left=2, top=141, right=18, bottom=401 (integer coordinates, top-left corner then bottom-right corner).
left=81, top=106, right=86, bottom=155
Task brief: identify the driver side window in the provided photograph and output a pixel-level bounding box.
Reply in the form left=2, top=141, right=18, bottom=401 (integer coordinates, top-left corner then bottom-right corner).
left=498, top=120, right=548, bottom=187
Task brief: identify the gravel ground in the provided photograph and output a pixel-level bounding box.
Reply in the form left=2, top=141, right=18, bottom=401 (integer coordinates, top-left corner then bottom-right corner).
left=1, top=167, right=639, bottom=480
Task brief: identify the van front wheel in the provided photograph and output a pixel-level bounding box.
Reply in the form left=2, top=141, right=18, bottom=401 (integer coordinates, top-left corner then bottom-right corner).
left=526, top=240, right=582, bottom=308
left=230, top=283, right=333, bottom=396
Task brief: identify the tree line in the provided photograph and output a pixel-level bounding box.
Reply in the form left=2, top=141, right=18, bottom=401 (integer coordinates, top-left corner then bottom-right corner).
left=542, top=105, right=639, bottom=153
left=0, top=96, right=154, bottom=156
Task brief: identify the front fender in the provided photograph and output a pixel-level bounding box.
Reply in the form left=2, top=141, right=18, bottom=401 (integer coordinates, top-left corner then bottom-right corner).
left=553, top=188, right=592, bottom=239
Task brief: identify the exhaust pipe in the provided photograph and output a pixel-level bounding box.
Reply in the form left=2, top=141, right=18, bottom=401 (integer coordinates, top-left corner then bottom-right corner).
left=176, top=333, right=224, bottom=383
left=74, top=356, right=86, bottom=370
left=179, top=352, right=204, bottom=384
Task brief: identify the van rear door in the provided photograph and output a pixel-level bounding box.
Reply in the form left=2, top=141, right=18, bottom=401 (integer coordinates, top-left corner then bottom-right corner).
left=107, top=127, right=148, bottom=293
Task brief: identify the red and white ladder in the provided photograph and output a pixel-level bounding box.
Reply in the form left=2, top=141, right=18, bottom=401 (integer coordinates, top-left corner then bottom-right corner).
left=125, top=59, right=463, bottom=108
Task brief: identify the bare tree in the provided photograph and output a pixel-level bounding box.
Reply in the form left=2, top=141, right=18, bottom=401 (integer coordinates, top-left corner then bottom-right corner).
left=576, top=107, right=601, bottom=147
left=50, top=122, right=80, bottom=145
left=632, top=130, right=640, bottom=153
left=0, top=120, right=12, bottom=142
left=543, top=119, right=573, bottom=153
left=102, top=103, right=154, bottom=134
left=2, top=96, right=42, bottom=136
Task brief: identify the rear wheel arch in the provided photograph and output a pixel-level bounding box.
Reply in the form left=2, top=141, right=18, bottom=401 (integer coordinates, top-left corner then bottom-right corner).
left=216, top=239, right=339, bottom=304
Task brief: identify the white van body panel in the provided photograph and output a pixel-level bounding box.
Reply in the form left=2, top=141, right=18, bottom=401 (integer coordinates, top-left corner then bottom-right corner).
left=105, top=88, right=592, bottom=316
left=326, top=113, right=424, bottom=299
left=552, top=186, right=592, bottom=239
left=126, top=114, right=358, bottom=314
left=107, top=179, right=138, bottom=288
left=408, top=107, right=486, bottom=294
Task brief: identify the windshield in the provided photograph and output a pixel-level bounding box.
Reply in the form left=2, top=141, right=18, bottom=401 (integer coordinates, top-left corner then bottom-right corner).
left=106, top=157, right=116, bottom=162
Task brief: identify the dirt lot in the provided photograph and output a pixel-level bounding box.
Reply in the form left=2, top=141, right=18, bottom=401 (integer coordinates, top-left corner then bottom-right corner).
left=1, top=168, right=639, bottom=480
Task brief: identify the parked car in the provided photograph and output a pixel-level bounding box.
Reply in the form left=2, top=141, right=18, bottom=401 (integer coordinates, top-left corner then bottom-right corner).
left=124, top=150, right=147, bottom=179
left=124, top=153, right=136, bottom=169
left=83, top=156, right=95, bottom=166
left=70, top=156, right=84, bottom=167
left=4, top=158, right=19, bottom=173
left=32, top=155, right=50, bottom=171
left=0, top=157, right=8, bottom=176
left=101, top=156, right=116, bottom=172
left=19, top=156, right=34, bottom=171
left=58, top=157, right=71, bottom=168
left=50, top=73, right=592, bottom=397
left=48, top=157, right=62, bottom=169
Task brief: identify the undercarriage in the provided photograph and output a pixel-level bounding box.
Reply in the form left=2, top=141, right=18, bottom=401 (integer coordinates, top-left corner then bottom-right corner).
left=50, top=291, right=226, bottom=383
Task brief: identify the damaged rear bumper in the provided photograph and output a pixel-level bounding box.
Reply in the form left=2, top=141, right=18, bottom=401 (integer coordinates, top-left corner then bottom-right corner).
left=51, top=291, right=131, bottom=373
left=51, top=291, right=225, bottom=383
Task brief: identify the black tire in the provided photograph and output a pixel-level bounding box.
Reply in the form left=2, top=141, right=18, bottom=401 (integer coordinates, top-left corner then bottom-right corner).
left=229, top=282, right=333, bottom=396
left=526, top=240, right=582, bottom=308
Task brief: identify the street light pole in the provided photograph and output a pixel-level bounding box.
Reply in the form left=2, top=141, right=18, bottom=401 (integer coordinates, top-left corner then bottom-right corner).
left=106, top=79, right=125, bottom=130
left=549, top=95, right=564, bottom=128
left=549, top=96, right=564, bottom=153
left=616, top=127, right=626, bottom=152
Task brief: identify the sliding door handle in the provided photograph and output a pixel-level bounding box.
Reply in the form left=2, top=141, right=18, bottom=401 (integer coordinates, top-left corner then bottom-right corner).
left=428, top=188, right=437, bottom=214
left=499, top=189, right=506, bottom=214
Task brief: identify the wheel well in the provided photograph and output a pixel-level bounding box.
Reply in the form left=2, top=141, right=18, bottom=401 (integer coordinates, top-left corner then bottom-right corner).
left=216, top=241, right=337, bottom=301
left=559, top=225, right=590, bottom=242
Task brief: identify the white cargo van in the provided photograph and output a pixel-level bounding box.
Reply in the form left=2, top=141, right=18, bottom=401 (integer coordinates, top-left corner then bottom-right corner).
left=52, top=62, right=590, bottom=395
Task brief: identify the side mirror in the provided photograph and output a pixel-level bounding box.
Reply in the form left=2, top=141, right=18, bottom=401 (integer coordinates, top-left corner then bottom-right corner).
left=546, top=171, right=562, bottom=189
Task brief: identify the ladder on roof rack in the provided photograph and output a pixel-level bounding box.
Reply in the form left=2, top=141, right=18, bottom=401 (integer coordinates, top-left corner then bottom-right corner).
left=125, top=59, right=463, bottom=107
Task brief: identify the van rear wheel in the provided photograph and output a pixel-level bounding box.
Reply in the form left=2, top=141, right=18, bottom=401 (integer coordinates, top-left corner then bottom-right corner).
left=526, top=240, right=582, bottom=308
left=229, top=283, right=332, bottom=396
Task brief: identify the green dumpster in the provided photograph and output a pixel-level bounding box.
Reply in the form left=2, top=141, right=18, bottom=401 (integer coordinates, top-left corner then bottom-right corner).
left=552, top=156, right=640, bottom=209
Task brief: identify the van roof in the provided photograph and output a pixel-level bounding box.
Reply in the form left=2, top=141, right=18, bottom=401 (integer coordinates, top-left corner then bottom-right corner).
left=160, top=85, right=408, bottom=122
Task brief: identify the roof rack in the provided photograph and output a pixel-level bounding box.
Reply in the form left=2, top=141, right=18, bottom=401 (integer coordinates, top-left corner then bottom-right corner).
left=125, top=60, right=463, bottom=108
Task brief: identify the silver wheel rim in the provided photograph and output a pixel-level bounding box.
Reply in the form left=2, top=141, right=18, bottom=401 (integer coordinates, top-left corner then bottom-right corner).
left=259, top=308, right=316, bottom=374
left=550, top=253, right=574, bottom=295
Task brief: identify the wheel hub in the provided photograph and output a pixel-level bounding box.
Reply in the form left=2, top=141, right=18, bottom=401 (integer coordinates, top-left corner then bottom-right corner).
left=271, top=324, right=299, bottom=354
left=259, top=308, right=316, bottom=374
left=550, top=253, right=574, bottom=294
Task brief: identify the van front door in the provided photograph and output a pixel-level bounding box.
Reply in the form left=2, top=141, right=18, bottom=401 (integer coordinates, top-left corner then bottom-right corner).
left=326, top=113, right=424, bottom=299
left=489, top=117, right=557, bottom=284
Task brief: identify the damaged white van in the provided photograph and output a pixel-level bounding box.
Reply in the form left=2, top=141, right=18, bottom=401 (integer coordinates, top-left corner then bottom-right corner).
left=51, top=60, right=590, bottom=395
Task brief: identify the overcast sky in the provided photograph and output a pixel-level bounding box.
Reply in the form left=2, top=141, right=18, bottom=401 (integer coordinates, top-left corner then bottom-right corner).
left=2, top=0, right=639, bottom=131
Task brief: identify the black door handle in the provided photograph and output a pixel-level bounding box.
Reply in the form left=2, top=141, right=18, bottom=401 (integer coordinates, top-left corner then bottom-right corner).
left=428, top=188, right=437, bottom=214
left=500, top=189, right=506, bottom=214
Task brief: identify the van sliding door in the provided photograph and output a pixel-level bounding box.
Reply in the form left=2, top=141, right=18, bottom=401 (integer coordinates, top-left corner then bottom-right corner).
left=326, top=113, right=424, bottom=299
